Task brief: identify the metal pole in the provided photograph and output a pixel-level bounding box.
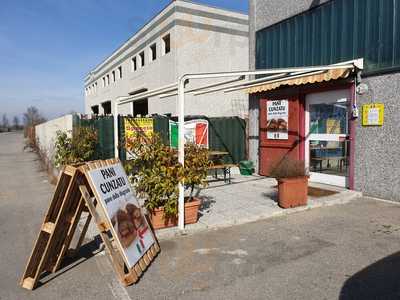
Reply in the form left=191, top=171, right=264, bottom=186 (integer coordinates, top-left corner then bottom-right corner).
left=177, top=77, right=186, bottom=230
left=114, top=101, right=119, bottom=159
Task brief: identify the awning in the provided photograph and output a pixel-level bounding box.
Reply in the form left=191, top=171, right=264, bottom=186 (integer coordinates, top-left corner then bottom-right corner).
left=246, top=67, right=352, bottom=94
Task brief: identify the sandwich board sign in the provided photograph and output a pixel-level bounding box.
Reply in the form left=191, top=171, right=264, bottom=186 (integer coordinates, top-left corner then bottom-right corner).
left=20, top=159, right=160, bottom=290
left=86, top=162, right=155, bottom=268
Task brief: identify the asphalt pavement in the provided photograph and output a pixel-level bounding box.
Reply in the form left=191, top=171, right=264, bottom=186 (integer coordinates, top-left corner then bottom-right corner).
left=1, top=132, right=400, bottom=300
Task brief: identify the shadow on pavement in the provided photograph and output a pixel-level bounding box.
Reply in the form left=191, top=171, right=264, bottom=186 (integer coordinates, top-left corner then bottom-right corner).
left=339, top=251, right=400, bottom=300
left=36, top=239, right=102, bottom=288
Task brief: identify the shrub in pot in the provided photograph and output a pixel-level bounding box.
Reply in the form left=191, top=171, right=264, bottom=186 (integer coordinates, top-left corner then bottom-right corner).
left=270, top=158, right=308, bottom=209
left=124, top=133, right=209, bottom=229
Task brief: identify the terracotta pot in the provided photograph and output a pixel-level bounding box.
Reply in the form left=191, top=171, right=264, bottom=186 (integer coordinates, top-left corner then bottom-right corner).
left=149, top=197, right=201, bottom=230
left=277, top=176, right=308, bottom=209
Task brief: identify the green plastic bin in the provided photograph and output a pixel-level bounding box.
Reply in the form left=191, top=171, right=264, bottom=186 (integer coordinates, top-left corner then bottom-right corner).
left=239, top=160, right=255, bottom=176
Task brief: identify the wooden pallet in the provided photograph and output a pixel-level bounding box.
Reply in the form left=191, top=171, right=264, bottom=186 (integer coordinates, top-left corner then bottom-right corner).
left=20, top=159, right=160, bottom=290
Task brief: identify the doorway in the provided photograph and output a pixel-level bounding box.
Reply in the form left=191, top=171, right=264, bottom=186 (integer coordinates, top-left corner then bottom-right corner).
left=305, top=89, right=350, bottom=187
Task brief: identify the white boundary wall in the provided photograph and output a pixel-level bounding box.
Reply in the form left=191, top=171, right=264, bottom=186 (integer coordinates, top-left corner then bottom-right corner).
left=35, top=114, right=74, bottom=163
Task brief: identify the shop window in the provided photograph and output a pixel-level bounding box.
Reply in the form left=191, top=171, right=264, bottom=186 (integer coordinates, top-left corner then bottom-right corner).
left=139, top=51, right=145, bottom=67
left=102, top=101, right=112, bottom=115
left=133, top=99, right=148, bottom=117
left=150, top=43, right=157, bottom=61
left=91, top=105, right=99, bottom=115
left=163, top=34, right=170, bottom=55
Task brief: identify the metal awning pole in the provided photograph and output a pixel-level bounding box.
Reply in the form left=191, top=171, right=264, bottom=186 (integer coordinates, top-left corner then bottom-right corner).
left=177, top=77, right=186, bottom=230
left=114, top=101, right=119, bottom=158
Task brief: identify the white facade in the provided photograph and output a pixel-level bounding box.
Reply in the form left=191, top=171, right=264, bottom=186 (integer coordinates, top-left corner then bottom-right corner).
left=84, top=0, right=249, bottom=118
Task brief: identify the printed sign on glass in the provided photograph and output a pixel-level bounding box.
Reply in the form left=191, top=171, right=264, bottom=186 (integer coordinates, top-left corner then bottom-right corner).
left=266, top=100, right=289, bottom=140
left=87, top=162, right=155, bottom=268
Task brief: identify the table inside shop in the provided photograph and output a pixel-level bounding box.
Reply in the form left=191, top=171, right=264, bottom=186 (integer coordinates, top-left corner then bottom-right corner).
left=310, top=145, right=347, bottom=172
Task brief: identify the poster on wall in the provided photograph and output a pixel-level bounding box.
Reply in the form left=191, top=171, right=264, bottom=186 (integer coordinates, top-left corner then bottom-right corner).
left=362, top=103, right=384, bottom=126
left=124, top=118, right=154, bottom=159
left=169, top=119, right=209, bottom=149
left=266, top=100, right=289, bottom=140
left=87, top=162, right=155, bottom=268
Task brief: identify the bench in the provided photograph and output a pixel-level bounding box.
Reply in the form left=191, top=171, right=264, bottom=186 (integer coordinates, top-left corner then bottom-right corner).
left=208, top=164, right=237, bottom=184
left=311, top=157, right=346, bottom=172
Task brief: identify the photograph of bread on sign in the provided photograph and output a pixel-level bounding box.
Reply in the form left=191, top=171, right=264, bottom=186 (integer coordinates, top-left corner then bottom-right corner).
left=86, top=162, right=155, bottom=268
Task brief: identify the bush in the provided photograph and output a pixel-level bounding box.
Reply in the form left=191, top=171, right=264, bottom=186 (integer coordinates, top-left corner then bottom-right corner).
left=54, top=127, right=97, bottom=168
left=124, top=133, right=210, bottom=219
left=269, top=158, right=307, bottom=179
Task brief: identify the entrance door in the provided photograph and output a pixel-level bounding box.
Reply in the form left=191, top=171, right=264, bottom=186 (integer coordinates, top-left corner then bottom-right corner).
left=305, top=90, right=350, bottom=187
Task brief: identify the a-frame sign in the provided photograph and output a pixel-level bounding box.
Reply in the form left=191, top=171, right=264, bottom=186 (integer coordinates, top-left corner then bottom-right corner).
left=20, top=159, right=160, bottom=290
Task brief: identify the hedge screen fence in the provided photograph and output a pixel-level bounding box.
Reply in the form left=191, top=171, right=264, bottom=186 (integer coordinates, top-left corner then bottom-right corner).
left=76, top=115, right=246, bottom=164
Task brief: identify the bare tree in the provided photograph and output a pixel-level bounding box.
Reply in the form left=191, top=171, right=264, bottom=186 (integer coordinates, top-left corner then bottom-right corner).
left=23, top=106, right=46, bottom=127
left=2, top=114, right=9, bottom=130
left=13, top=116, right=20, bottom=130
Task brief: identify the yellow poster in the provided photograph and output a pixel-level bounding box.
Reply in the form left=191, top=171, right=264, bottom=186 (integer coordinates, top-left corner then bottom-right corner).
left=362, top=103, right=384, bottom=126
left=124, top=118, right=154, bottom=157
left=326, top=119, right=341, bottom=134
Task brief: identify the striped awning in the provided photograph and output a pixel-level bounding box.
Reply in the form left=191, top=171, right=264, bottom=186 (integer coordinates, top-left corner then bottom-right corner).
left=246, top=67, right=352, bottom=94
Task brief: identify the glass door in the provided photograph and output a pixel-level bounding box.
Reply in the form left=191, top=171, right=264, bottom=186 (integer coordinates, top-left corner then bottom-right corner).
left=305, top=90, right=350, bottom=187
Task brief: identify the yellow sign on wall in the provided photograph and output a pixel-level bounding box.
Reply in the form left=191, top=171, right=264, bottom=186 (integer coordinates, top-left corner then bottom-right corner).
left=362, top=103, right=384, bottom=126
left=124, top=118, right=154, bottom=159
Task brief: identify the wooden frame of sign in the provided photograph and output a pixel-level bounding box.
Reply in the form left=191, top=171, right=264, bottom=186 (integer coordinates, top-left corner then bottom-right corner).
left=20, top=159, right=160, bottom=290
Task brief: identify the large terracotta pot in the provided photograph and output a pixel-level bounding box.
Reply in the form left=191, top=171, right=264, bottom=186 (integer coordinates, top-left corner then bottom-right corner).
left=277, top=176, right=308, bottom=209
left=149, top=197, right=201, bottom=230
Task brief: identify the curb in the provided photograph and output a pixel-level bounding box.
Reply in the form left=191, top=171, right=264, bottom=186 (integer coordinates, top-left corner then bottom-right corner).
left=154, top=189, right=363, bottom=241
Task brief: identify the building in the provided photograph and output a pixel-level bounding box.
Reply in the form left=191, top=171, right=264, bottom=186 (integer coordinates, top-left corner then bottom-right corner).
left=249, top=0, right=400, bottom=201
left=84, top=0, right=249, bottom=118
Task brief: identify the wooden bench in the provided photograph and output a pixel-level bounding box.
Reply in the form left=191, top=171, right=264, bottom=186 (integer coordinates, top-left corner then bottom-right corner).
left=208, top=164, right=237, bottom=184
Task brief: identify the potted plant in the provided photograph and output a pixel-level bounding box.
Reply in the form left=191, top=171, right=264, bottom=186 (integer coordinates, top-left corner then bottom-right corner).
left=270, top=158, right=308, bottom=209
left=124, top=133, right=209, bottom=229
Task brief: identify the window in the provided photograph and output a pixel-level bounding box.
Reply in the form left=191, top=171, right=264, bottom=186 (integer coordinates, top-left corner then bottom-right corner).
left=150, top=43, right=157, bottom=61
left=118, top=66, right=122, bottom=79
left=139, top=51, right=145, bottom=67
left=131, top=57, right=137, bottom=71
left=91, top=105, right=99, bottom=115
left=102, top=101, right=112, bottom=115
left=255, top=0, right=400, bottom=75
left=162, top=34, right=170, bottom=55
left=133, top=99, right=148, bottom=117
left=106, top=74, right=110, bottom=86
left=95, top=82, right=98, bottom=92
left=102, top=77, right=106, bottom=87
left=112, top=71, right=116, bottom=83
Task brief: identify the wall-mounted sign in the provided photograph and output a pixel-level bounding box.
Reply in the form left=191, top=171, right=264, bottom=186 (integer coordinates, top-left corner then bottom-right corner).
left=169, top=119, right=209, bottom=148
left=125, top=118, right=154, bottom=159
left=88, top=162, right=156, bottom=268
left=266, top=100, right=289, bottom=140
left=362, top=103, right=384, bottom=126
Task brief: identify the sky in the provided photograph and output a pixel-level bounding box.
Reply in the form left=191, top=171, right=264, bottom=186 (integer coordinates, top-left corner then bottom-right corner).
left=0, top=0, right=248, bottom=121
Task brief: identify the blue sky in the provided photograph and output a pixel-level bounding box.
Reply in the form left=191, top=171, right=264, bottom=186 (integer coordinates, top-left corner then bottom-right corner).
left=0, top=0, right=248, bottom=121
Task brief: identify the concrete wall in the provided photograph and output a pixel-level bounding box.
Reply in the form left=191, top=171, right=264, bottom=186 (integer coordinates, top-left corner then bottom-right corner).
left=35, top=114, right=74, bottom=164
left=84, top=0, right=249, bottom=118
left=355, top=73, right=400, bottom=201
